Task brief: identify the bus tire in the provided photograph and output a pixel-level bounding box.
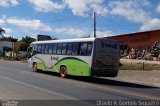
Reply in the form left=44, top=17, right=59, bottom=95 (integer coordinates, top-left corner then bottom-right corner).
left=33, top=63, right=38, bottom=72
left=60, top=66, right=67, bottom=78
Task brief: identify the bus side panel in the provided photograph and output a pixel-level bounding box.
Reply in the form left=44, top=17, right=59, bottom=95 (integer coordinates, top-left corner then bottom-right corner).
left=27, top=58, right=33, bottom=68
left=54, top=57, right=91, bottom=76
left=31, top=55, right=92, bottom=76
left=32, top=54, right=52, bottom=71
left=91, top=38, right=120, bottom=77
left=33, top=55, right=46, bottom=71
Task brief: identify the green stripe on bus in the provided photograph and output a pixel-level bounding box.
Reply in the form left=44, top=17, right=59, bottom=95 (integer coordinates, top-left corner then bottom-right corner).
left=55, top=58, right=91, bottom=76
left=55, top=57, right=88, bottom=65
left=35, top=57, right=91, bottom=76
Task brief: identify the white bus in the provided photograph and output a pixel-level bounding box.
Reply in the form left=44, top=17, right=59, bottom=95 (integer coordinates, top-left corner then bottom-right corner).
left=27, top=38, right=120, bottom=77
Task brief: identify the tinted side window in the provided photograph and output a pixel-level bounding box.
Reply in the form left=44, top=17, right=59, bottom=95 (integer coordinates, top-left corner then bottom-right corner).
left=49, top=44, right=53, bottom=54
left=52, top=43, right=57, bottom=54
left=33, top=44, right=38, bottom=52
left=41, top=44, right=45, bottom=54
left=45, top=44, right=49, bottom=54
left=57, top=43, right=62, bottom=55
left=32, top=44, right=37, bottom=55
left=80, top=42, right=87, bottom=55
left=72, top=42, right=79, bottom=55
left=37, top=44, right=42, bottom=53
left=62, top=43, right=67, bottom=55
left=33, top=44, right=37, bottom=51
left=87, top=42, right=93, bottom=55
left=67, top=43, right=72, bottom=55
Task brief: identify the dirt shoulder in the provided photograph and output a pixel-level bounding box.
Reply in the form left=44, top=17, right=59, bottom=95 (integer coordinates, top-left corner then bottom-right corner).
left=117, top=59, right=160, bottom=87
left=107, top=70, right=160, bottom=88
left=0, top=59, right=26, bottom=64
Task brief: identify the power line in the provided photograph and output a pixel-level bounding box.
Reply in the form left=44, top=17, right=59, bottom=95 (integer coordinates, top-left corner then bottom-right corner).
left=55, top=16, right=91, bottom=37
left=42, top=16, right=80, bottom=23
left=3, top=15, right=92, bottom=28
left=94, top=12, right=96, bottom=38
left=97, top=15, right=139, bottom=32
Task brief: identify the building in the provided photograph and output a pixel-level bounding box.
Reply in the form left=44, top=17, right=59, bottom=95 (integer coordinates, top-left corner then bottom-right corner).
left=107, top=30, right=160, bottom=51
left=37, top=35, right=52, bottom=41
left=0, top=41, right=12, bottom=55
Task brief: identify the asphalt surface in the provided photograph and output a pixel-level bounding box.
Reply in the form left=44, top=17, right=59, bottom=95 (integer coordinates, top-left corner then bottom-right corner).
left=0, top=60, right=159, bottom=106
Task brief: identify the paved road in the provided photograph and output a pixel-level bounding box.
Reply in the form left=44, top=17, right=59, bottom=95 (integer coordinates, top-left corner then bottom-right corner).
left=0, top=60, right=159, bottom=105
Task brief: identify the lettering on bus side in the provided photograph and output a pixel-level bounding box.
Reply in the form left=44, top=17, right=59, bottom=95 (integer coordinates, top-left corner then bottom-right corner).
left=101, top=42, right=117, bottom=49
left=51, top=56, right=59, bottom=61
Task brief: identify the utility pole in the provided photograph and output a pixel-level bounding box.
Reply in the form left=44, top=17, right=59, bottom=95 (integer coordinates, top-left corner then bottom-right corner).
left=12, top=36, right=14, bottom=59
left=94, top=12, right=96, bottom=38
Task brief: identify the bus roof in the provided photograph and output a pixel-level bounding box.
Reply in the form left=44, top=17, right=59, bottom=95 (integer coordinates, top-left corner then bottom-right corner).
left=31, top=38, right=96, bottom=44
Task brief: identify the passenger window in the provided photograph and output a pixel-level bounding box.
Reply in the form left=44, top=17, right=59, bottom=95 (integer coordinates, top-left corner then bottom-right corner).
left=72, top=42, right=79, bottom=55
left=57, top=43, right=62, bottom=55
left=62, top=43, right=67, bottom=55
left=41, top=44, right=45, bottom=54
left=37, top=44, right=42, bottom=53
left=32, top=44, right=37, bottom=55
left=80, top=42, right=87, bottom=55
left=45, top=44, right=49, bottom=54
left=49, top=44, right=53, bottom=54
left=87, top=42, right=93, bottom=55
left=52, top=44, right=57, bottom=54
left=67, top=43, right=72, bottom=55
left=33, top=44, right=38, bottom=52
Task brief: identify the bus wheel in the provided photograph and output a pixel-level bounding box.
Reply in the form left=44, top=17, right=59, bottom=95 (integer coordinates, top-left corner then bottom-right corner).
left=33, top=63, right=38, bottom=72
left=60, top=66, right=67, bottom=78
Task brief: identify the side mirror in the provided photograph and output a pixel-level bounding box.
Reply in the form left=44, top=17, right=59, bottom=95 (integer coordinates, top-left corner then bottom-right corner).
left=27, top=47, right=33, bottom=54
left=32, top=50, right=37, bottom=56
left=27, top=47, right=33, bottom=59
left=27, top=53, right=32, bottom=59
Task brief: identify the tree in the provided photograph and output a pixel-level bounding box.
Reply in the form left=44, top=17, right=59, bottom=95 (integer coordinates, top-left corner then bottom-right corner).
left=0, top=27, right=5, bottom=37
left=16, top=36, right=36, bottom=51
left=0, top=36, right=18, bottom=42
left=21, top=36, right=36, bottom=44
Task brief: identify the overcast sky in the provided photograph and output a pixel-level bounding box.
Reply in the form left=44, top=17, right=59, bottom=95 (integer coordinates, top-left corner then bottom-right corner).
left=0, top=0, right=160, bottom=39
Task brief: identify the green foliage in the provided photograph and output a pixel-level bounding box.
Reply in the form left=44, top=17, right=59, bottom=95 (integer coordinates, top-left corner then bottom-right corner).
left=15, top=41, right=28, bottom=51
left=16, top=36, right=36, bottom=51
left=20, top=42, right=30, bottom=51
left=0, top=36, right=18, bottom=42
left=0, top=27, right=5, bottom=37
left=20, top=36, right=35, bottom=44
